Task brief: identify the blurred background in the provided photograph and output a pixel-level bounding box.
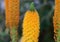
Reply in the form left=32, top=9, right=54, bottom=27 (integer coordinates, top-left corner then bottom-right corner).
left=0, top=0, right=55, bottom=42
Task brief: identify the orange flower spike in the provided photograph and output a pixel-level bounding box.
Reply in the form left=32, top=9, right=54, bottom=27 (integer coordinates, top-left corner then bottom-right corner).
left=5, top=0, right=10, bottom=28
left=8, top=0, right=20, bottom=29
left=53, top=0, right=60, bottom=42
left=5, top=0, right=20, bottom=29
left=5, top=0, right=20, bottom=42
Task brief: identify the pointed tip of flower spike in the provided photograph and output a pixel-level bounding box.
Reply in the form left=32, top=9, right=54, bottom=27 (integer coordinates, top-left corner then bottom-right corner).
left=30, top=2, right=35, bottom=11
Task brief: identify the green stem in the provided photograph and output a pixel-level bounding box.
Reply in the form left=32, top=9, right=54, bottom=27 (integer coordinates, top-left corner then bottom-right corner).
left=10, top=27, right=18, bottom=42
left=56, top=28, right=60, bottom=42
left=30, top=2, right=35, bottom=11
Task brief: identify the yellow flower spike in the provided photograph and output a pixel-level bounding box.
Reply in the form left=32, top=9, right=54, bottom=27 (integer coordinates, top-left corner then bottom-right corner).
left=22, top=2, right=40, bottom=42
left=5, top=0, right=20, bottom=42
left=53, top=0, right=60, bottom=42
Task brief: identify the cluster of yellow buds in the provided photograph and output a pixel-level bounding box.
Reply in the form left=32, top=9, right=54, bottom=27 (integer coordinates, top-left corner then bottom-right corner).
left=22, top=2, right=40, bottom=42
